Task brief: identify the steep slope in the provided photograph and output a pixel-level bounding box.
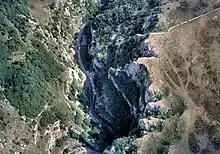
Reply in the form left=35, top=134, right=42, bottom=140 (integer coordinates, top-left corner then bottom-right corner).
left=74, top=0, right=168, bottom=153
left=0, top=0, right=94, bottom=153
left=2, top=0, right=220, bottom=153
left=138, top=3, right=220, bottom=154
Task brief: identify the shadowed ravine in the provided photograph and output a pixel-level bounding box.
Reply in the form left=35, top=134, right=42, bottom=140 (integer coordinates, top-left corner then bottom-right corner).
left=75, top=20, right=116, bottom=135
left=74, top=19, right=116, bottom=152
left=73, top=0, right=159, bottom=152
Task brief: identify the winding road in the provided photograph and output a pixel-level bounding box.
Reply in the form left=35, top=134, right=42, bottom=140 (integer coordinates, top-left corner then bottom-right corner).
left=75, top=20, right=116, bottom=137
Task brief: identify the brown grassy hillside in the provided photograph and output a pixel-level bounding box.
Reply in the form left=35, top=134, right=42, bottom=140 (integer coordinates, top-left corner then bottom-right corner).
left=138, top=6, right=220, bottom=154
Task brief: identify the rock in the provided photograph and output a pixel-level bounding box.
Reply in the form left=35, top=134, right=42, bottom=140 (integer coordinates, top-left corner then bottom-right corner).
left=139, top=119, right=151, bottom=131
left=93, top=58, right=104, bottom=71
left=109, top=63, right=152, bottom=115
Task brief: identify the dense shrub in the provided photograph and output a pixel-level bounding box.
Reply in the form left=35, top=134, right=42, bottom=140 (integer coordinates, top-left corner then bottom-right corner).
left=140, top=117, right=184, bottom=153
left=112, top=136, right=137, bottom=154
left=188, top=133, right=200, bottom=153
left=56, top=136, right=68, bottom=147
left=68, top=78, right=78, bottom=101
left=91, top=0, right=160, bottom=68
left=0, top=0, right=69, bottom=119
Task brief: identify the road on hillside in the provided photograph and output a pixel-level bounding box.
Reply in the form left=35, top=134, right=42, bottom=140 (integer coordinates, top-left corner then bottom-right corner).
left=75, top=20, right=116, bottom=137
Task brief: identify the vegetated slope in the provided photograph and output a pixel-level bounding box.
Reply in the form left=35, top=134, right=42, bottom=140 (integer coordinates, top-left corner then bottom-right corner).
left=139, top=7, right=220, bottom=154
left=0, top=0, right=95, bottom=153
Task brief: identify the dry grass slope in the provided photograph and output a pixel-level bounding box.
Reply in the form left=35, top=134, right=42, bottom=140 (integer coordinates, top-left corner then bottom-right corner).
left=158, top=9, right=220, bottom=121
left=138, top=7, right=220, bottom=154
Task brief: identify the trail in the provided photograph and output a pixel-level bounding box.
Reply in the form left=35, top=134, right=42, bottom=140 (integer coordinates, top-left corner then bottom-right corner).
left=164, top=7, right=220, bottom=34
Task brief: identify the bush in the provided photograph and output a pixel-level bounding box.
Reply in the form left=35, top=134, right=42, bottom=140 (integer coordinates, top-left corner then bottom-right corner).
left=63, top=148, right=70, bottom=154
left=39, top=104, right=73, bottom=128
left=151, top=90, right=164, bottom=102
left=178, top=1, right=189, bottom=12
left=112, top=136, right=137, bottom=154
left=91, top=0, right=160, bottom=68
left=68, top=78, right=80, bottom=101
left=0, top=1, right=67, bottom=118
left=68, top=130, right=80, bottom=140
left=3, top=44, right=65, bottom=118
left=56, top=136, right=68, bottom=147
left=188, top=132, right=200, bottom=153
left=73, top=110, right=84, bottom=125
left=140, top=117, right=184, bottom=153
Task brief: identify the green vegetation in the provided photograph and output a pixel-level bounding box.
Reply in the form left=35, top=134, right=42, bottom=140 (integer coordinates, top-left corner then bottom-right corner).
left=140, top=117, right=184, bottom=153
left=169, top=96, right=186, bottom=116
left=92, top=0, right=160, bottom=68
left=39, top=105, right=71, bottom=128
left=4, top=43, right=65, bottom=118
left=84, top=0, right=99, bottom=17
left=0, top=0, right=90, bottom=121
left=151, top=90, right=164, bottom=102
left=68, top=79, right=78, bottom=101
left=154, top=109, right=170, bottom=120
left=63, top=148, right=71, bottom=154
left=39, top=104, right=90, bottom=133
left=188, top=132, right=200, bottom=153
left=112, top=136, right=137, bottom=154
left=68, top=78, right=82, bottom=101
left=0, top=0, right=67, bottom=118
left=69, top=129, right=80, bottom=140
left=0, top=91, right=5, bottom=100
left=73, top=110, right=84, bottom=126
left=0, top=0, right=105, bottom=153
left=56, top=136, right=68, bottom=147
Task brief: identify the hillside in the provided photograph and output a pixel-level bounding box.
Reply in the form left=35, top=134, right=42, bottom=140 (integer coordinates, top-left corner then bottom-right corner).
left=0, top=0, right=92, bottom=153
left=138, top=1, right=220, bottom=153
left=1, top=0, right=220, bottom=154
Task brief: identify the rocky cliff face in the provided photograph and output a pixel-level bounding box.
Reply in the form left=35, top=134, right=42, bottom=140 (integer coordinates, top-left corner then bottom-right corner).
left=76, top=0, right=167, bottom=153
left=77, top=0, right=220, bottom=153
left=109, top=63, right=151, bottom=117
